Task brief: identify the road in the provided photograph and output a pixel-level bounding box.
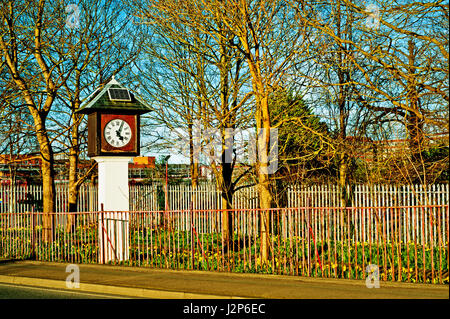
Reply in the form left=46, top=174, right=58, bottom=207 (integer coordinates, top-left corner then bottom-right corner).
left=0, top=282, right=128, bottom=299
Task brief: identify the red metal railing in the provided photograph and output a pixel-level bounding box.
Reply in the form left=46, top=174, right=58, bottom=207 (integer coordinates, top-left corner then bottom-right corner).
left=0, top=205, right=448, bottom=284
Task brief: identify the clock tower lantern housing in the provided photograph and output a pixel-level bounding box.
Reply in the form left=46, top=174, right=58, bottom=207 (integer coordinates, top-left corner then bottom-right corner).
left=77, top=77, right=151, bottom=157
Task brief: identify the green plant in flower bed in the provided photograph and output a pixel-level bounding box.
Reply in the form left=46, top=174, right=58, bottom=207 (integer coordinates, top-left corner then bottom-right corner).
left=273, top=239, right=449, bottom=283
left=1, top=222, right=100, bottom=262
left=34, top=225, right=99, bottom=263
left=128, top=228, right=449, bottom=284
left=0, top=226, right=34, bottom=259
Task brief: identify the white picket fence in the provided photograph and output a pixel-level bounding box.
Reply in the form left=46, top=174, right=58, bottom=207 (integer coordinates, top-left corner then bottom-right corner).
left=0, top=183, right=98, bottom=213
left=0, top=183, right=448, bottom=213
left=1, top=183, right=448, bottom=246
left=288, top=184, right=449, bottom=245
left=288, top=184, right=449, bottom=208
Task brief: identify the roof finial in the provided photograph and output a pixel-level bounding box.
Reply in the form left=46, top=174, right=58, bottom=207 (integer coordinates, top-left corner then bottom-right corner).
left=109, top=74, right=120, bottom=85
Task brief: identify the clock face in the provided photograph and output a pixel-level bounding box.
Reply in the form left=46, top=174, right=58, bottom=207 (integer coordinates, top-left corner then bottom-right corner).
left=104, top=119, right=132, bottom=148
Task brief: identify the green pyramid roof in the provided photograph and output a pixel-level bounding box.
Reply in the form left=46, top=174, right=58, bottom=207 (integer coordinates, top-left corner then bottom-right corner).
left=76, top=77, right=152, bottom=114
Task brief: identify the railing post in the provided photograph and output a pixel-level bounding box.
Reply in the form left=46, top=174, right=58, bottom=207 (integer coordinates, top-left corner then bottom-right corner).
left=190, top=202, right=194, bottom=270
left=31, top=211, right=35, bottom=260
left=100, top=204, right=105, bottom=264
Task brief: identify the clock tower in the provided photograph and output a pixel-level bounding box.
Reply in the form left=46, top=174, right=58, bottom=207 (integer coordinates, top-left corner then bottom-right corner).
left=77, top=76, right=151, bottom=263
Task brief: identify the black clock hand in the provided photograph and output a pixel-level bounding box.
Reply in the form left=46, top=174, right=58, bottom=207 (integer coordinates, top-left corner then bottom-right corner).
left=115, top=129, right=124, bottom=141
left=116, top=131, right=124, bottom=141
left=116, top=121, right=125, bottom=141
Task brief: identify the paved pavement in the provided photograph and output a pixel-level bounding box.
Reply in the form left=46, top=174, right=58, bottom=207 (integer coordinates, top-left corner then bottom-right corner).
left=0, top=260, right=448, bottom=299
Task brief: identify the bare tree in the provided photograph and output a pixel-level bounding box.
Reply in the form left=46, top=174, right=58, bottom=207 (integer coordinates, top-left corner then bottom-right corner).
left=51, top=0, right=144, bottom=230
left=306, top=1, right=448, bottom=183
left=136, top=0, right=311, bottom=262
left=0, top=0, right=143, bottom=238
left=0, top=1, right=65, bottom=241
left=133, top=1, right=256, bottom=248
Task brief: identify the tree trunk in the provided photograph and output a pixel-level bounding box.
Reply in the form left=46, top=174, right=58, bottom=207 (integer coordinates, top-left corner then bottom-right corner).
left=406, top=40, right=424, bottom=162
left=256, top=95, right=273, bottom=264
left=335, top=1, right=351, bottom=210
left=217, top=30, right=236, bottom=250
left=66, top=148, right=79, bottom=232
left=35, top=121, right=55, bottom=243
left=221, top=159, right=234, bottom=250
left=237, top=10, right=273, bottom=264
left=339, top=151, right=349, bottom=208
left=406, top=113, right=425, bottom=161
left=66, top=111, right=81, bottom=232
left=189, top=121, right=199, bottom=189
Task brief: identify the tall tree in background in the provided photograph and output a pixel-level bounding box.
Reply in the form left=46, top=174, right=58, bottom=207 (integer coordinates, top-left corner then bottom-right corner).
left=133, top=0, right=254, bottom=248
left=0, top=1, right=64, bottom=241
left=294, top=1, right=370, bottom=207
left=136, top=0, right=309, bottom=261
left=269, top=88, right=331, bottom=198
left=303, top=0, right=449, bottom=185
left=1, top=1, right=142, bottom=235
left=53, top=0, right=143, bottom=230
